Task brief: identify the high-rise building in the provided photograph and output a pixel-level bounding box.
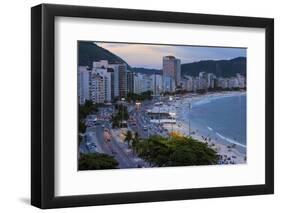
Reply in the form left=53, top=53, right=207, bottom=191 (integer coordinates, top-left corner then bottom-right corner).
left=133, top=73, right=142, bottom=94
left=228, top=77, right=239, bottom=89
left=133, top=73, right=162, bottom=95
left=89, top=60, right=134, bottom=102
left=175, top=58, right=181, bottom=87
left=108, top=64, right=120, bottom=98
left=198, top=71, right=208, bottom=91
left=163, top=75, right=176, bottom=92
left=207, top=73, right=216, bottom=89
left=91, top=73, right=105, bottom=103
left=94, top=68, right=112, bottom=102
left=91, top=60, right=132, bottom=102
left=127, top=71, right=135, bottom=94
left=93, top=60, right=108, bottom=69
left=182, top=76, right=193, bottom=92
left=236, top=73, right=246, bottom=88
left=193, top=77, right=200, bottom=92
left=118, top=64, right=127, bottom=98
left=78, top=66, right=91, bottom=104
left=107, top=67, right=115, bottom=100
left=163, top=56, right=176, bottom=77
left=151, top=74, right=163, bottom=95
left=216, top=77, right=229, bottom=89
left=162, top=56, right=181, bottom=91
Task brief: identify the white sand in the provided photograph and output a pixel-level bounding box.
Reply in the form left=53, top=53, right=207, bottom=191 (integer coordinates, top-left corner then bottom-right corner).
left=162, top=91, right=247, bottom=165
left=163, top=122, right=246, bottom=164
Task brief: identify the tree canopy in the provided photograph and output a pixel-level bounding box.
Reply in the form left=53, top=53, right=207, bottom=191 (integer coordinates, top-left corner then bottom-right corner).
left=126, top=91, right=153, bottom=102
left=78, top=100, right=101, bottom=134
left=79, top=153, right=119, bottom=170
left=135, top=135, right=218, bottom=167
left=124, top=130, right=133, bottom=147
left=111, top=104, right=129, bottom=128
left=79, top=100, right=100, bottom=120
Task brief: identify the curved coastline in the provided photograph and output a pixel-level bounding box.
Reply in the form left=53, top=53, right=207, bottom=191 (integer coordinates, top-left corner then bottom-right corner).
left=189, top=91, right=246, bottom=107
left=170, top=91, right=247, bottom=164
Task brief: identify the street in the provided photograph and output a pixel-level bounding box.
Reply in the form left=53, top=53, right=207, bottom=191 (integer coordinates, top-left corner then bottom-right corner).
left=79, top=103, right=165, bottom=169
left=95, top=121, right=137, bottom=168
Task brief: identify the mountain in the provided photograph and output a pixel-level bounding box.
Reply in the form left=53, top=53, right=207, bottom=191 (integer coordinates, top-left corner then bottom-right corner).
left=133, top=57, right=246, bottom=77
left=133, top=67, right=162, bottom=75
left=181, top=57, right=246, bottom=78
left=78, top=41, right=132, bottom=70
left=79, top=41, right=246, bottom=77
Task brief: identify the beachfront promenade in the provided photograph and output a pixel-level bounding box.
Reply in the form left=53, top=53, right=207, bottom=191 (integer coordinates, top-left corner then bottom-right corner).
left=80, top=91, right=247, bottom=168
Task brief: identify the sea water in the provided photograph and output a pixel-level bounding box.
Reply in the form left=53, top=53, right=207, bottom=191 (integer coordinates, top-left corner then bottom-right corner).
left=186, top=94, right=246, bottom=152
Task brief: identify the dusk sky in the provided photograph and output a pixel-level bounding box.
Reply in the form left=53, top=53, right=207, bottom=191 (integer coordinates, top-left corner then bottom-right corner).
left=95, top=42, right=246, bottom=70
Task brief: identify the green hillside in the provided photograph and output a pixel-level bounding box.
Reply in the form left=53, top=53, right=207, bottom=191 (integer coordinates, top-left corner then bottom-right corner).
left=181, top=57, right=246, bottom=77
left=78, top=41, right=132, bottom=70
left=78, top=41, right=246, bottom=77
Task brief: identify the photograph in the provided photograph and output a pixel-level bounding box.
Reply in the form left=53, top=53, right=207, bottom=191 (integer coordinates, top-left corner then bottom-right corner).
left=29, top=3, right=274, bottom=209
left=78, top=41, right=247, bottom=170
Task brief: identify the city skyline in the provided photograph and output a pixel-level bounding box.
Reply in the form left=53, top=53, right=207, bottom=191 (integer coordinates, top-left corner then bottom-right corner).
left=95, top=42, right=246, bottom=69
left=78, top=41, right=247, bottom=171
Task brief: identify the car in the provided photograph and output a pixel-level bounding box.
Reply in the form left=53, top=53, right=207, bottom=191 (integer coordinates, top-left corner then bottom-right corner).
left=87, top=143, right=95, bottom=148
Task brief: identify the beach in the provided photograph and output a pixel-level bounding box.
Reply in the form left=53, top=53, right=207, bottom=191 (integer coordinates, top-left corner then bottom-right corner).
left=162, top=91, right=247, bottom=164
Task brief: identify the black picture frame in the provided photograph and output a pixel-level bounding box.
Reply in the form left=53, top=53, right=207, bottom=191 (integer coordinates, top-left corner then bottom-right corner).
left=31, top=3, right=274, bottom=209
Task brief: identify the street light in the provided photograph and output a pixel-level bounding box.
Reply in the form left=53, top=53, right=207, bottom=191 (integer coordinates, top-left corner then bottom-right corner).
left=135, top=102, right=141, bottom=135
left=121, top=97, right=125, bottom=127
left=135, top=101, right=141, bottom=111
left=158, top=105, right=161, bottom=125
left=169, top=112, right=176, bottom=136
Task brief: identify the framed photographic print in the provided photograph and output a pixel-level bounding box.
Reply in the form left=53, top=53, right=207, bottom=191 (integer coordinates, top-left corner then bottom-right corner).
left=31, top=4, right=274, bottom=209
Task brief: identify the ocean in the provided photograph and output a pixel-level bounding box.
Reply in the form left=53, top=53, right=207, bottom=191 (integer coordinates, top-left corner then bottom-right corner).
left=185, top=93, right=246, bottom=152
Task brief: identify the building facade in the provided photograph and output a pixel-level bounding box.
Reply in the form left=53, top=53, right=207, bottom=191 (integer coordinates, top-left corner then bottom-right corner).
left=175, top=58, right=181, bottom=87
left=94, top=68, right=112, bottom=102
left=133, top=73, right=154, bottom=94
left=78, top=66, right=91, bottom=104
left=108, top=64, right=120, bottom=98
left=162, top=56, right=181, bottom=92
left=127, top=71, right=135, bottom=94
left=90, top=60, right=131, bottom=102
left=151, top=74, right=163, bottom=95
left=118, top=64, right=127, bottom=98
left=163, top=56, right=176, bottom=77
left=182, top=76, right=193, bottom=92
left=236, top=73, right=246, bottom=88
left=91, top=73, right=105, bottom=103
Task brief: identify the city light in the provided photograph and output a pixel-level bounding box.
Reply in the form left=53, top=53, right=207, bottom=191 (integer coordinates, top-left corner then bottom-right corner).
left=78, top=42, right=247, bottom=170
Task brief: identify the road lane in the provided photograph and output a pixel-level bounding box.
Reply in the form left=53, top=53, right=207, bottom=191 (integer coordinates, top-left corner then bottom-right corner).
left=95, top=122, right=137, bottom=168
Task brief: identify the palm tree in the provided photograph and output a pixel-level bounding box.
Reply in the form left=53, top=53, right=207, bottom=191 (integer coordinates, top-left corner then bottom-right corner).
left=132, top=132, right=139, bottom=155
left=124, top=130, right=133, bottom=148
left=134, top=132, right=139, bottom=140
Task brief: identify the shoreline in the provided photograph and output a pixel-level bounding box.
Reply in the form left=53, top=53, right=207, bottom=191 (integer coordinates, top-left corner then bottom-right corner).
left=162, top=91, right=247, bottom=164
left=163, top=122, right=247, bottom=164
left=180, top=90, right=246, bottom=102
